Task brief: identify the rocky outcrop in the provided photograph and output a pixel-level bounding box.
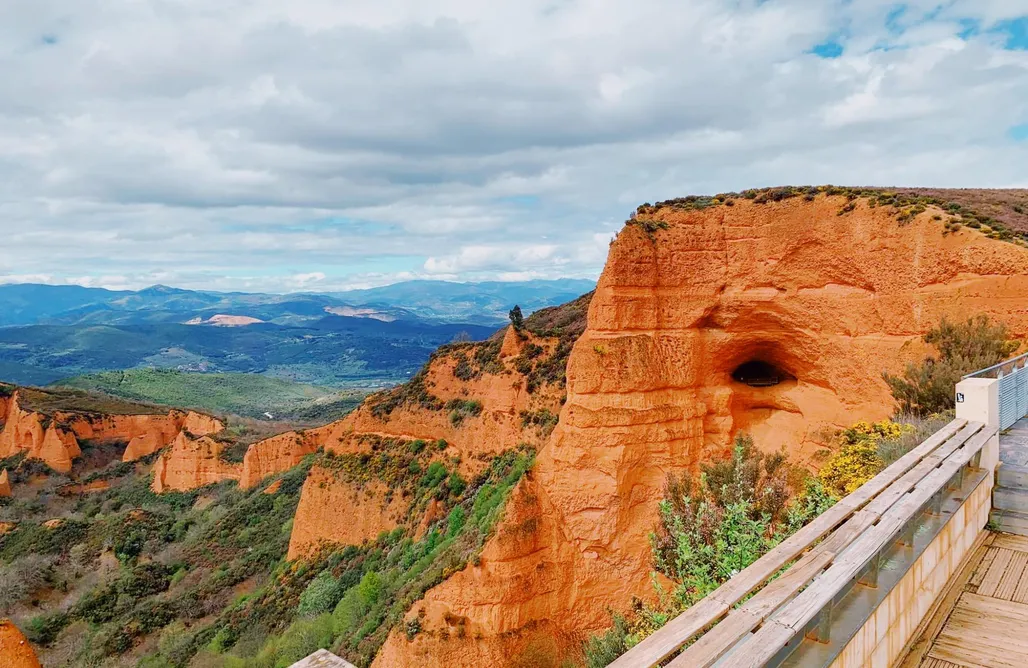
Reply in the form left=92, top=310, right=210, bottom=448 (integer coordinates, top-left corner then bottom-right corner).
left=0, top=469, right=11, bottom=497
left=151, top=431, right=241, bottom=493
left=287, top=473, right=408, bottom=559
left=64, top=410, right=223, bottom=462
left=372, top=192, right=1028, bottom=666
left=240, top=430, right=319, bottom=490
left=0, top=393, right=47, bottom=460
left=0, top=619, right=42, bottom=668
left=0, top=389, right=223, bottom=472
left=284, top=325, right=572, bottom=559
left=38, top=423, right=81, bottom=474
left=0, top=394, right=80, bottom=473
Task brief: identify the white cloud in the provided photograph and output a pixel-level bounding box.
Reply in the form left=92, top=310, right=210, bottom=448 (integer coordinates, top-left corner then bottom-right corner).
left=0, top=0, right=1025, bottom=292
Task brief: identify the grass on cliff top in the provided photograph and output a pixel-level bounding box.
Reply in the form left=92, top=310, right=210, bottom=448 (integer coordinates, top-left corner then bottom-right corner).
left=52, top=368, right=368, bottom=423
left=627, top=185, right=1028, bottom=244
left=10, top=384, right=171, bottom=417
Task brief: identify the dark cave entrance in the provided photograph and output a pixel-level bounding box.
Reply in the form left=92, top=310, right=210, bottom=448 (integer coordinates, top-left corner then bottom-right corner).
left=732, top=360, right=793, bottom=388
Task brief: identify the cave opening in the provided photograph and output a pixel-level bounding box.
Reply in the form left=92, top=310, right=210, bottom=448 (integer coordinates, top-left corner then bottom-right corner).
left=732, top=360, right=793, bottom=387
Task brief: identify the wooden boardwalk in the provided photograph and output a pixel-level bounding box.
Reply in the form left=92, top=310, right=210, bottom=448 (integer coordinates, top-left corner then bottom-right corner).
left=905, top=532, right=1028, bottom=668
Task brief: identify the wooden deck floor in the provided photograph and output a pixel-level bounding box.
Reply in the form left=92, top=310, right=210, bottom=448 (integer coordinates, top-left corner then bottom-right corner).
left=909, top=532, right=1028, bottom=668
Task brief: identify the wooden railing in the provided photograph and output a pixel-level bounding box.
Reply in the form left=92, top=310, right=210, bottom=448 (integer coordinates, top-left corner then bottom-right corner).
left=610, top=418, right=997, bottom=668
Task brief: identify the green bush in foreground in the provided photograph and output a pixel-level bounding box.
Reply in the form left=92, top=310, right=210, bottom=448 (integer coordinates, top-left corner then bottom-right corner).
left=583, top=435, right=835, bottom=664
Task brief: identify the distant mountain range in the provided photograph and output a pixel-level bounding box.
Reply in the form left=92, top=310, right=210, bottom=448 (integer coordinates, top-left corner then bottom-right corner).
left=0, top=279, right=596, bottom=328
left=0, top=279, right=595, bottom=387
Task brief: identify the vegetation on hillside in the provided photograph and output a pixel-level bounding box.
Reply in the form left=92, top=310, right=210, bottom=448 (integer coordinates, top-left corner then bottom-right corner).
left=884, top=315, right=1020, bottom=416
left=53, top=369, right=368, bottom=423
left=816, top=415, right=951, bottom=497
left=5, top=382, right=169, bottom=416
left=0, top=318, right=495, bottom=389
left=581, top=435, right=835, bottom=666
left=627, top=185, right=1028, bottom=244
left=367, top=291, right=593, bottom=419
left=0, top=426, right=534, bottom=667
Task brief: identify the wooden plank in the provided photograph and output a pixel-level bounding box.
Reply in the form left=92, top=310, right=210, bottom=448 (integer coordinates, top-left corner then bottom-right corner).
left=722, top=434, right=991, bottom=667
left=978, top=548, right=1016, bottom=598
left=929, top=593, right=1028, bottom=668
left=995, top=551, right=1028, bottom=601
left=609, top=419, right=971, bottom=668
left=1012, top=562, right=1028, bottom=604
left=862, top=422, right=984, bottom=517
left=895, top=531, right=994, bottom=668
left=843, top=419, right=968, bottom=508
left=921, top=659, right=964, bottom=668
left=993, top=533, right=1028, bottom=553
left=969, top=546, right=999, bottom=589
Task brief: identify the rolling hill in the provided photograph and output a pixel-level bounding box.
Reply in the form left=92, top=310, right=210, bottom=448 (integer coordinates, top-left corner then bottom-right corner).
left=53, top=369, right=368, bottom=422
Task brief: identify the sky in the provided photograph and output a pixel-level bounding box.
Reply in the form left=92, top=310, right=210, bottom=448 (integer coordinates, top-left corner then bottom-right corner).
left=0, top=0, right=1026, bottom=293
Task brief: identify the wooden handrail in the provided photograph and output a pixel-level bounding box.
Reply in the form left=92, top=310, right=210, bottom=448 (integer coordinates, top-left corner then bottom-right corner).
left=610, top=419, right=988, bottom=668
left=721, top=424, right=995, bottom=667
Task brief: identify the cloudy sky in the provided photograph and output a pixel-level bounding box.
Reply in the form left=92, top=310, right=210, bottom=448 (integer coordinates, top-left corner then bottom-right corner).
left=1, top=0, right=1026, bottom=293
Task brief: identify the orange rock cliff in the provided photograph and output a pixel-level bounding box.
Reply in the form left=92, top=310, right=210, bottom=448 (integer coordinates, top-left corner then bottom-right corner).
left=0, top=619, right=43, bottom=668
left=0, top=389, right=222, bottom=473
left=285, top=319, right=578, bottom=559
left=362, top=190, right=1028, bottom=666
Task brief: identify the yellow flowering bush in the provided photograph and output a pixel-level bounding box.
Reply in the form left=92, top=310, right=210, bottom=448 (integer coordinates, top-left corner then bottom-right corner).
left=818, top=420, right=914, bottom=497
left=841, top=420, right=911, bottom=445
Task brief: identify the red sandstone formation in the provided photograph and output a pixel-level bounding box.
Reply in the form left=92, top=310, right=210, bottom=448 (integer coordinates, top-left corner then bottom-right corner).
left=284, top=324, right=571, bottom=559
left=0, top=619, right=42, bottom=668
left=366, top=192, right=1028, bottom=666
left=64, top=409, right=223, bottom=462
left=0, top=390, right=223, bottom=472
left=240, top=430, right=321, bottom=490
left=151, top=431, right=242, bottom=493
left=287, top=475, right=408, bottom=559
left=0, top=394, right=80, bottom=473
left=0, top=468, right=11, bottom=497
left=38, top=423, right=81, bottom=473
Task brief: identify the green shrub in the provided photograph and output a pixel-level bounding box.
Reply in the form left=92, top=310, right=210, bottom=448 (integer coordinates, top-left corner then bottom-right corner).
left=297, top=571, right=343, bottom=617
left=119, top=562, right=173, bottom=599
left=447, top=507, right=466, bottom=538
left=332, top=571, right=382, bottom=638
left=419, top=461, right=449, bottom=491
left=583, top=615, right=631, bottom=668
left=25, top=611, right=69, bottom=646
left=446, top=399, right=483, bottom=427
left=74, top=584, right=121, bottom=623
left=447, top=472, right=467, bottom=497
left=270, top=613, right=334, bottom=667
left=884, top=315, right=1019, bottom=416
left=585, top=435, right=833, bottom=654
left=452, top=352, right=475, bottom=381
